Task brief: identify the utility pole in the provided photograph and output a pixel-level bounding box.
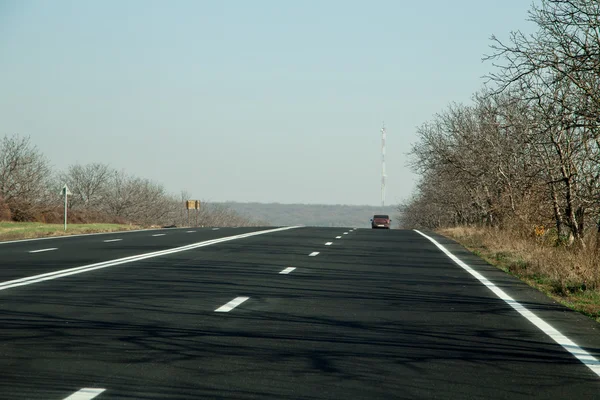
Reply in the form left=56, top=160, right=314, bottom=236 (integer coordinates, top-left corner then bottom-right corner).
left=381, top=122, right=387, bottom=207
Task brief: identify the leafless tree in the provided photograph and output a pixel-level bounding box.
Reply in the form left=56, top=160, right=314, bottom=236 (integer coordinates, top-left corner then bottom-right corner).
left=102, top=170, right=174, bottom=225
left=484, top=0, right=600, bottom=246
left=59, top=163, right=112, bottom=210
left=0, top=134, right=53, bottom=220
left=0, top=135, right=259, bottom=227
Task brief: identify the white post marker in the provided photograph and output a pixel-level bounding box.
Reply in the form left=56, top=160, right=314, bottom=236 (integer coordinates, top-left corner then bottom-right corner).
left=63, top=388, right=105, bottom=400
left=60, top=184, right=72, bottom=231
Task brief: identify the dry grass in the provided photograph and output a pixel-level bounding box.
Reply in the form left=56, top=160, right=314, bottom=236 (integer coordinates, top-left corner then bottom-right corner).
left=0, top=222, right=142, bottom=242
left=439, top=226, right=600, bottom=323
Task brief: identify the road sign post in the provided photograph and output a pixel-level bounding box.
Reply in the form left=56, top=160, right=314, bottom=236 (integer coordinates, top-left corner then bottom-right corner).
left=61, top=184, right=72, bottom=231
left=185, top=200, right=198, bottom=227
left=185, top=200, right=201, bottom=227
left=195, top=200, right=201, bottom=227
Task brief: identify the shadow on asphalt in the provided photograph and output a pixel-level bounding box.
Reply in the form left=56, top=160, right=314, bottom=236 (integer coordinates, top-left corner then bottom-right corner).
left=0, top=228, right=599, bottom=399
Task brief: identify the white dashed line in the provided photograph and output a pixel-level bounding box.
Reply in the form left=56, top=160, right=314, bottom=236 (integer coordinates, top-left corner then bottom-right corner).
left=63, top=388, right=106, bottom=400
left=0, top=228, right=158, bottom=246
left=414, top=229, right=600, bottom=379
left=28, top=248, right=58, bottom=253
left=212, top=228, right=220, bottom=230
left=325, top=242, right=333, bottom=246
left=152, top=234, right=166, bottom=237
left=335, top=236, right=342, bottom=239
left=309, top=252, right=320, bottom=256
left=215, top=296, right=249, bottom=312
left=186, top=231, right=196, bottom=233
left=279, top=267, right=296, bottom=274
left=0, top=226, right=300, bottom=292
left=103, top=239, right=122, bottom=243
left=343, top=232, right=349, bottom=235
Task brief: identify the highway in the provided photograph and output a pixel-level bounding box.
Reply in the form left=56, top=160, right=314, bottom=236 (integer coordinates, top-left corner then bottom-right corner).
left=1, top=227, right=599, bottom=399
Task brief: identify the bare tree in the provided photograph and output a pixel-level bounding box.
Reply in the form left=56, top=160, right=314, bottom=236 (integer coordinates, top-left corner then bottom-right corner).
left=101, top=171, right=186, bottom=226
left=483, top=0, right=600, bottom=246
left=59, top=163, right=112, bottom=210
left=0, top=134, right=259, bottom=228
left=0, top=134, right=52, bottom=220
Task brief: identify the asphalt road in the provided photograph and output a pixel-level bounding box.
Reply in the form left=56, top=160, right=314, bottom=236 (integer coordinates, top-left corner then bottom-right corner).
left=0, top=227, right=599, bottom=399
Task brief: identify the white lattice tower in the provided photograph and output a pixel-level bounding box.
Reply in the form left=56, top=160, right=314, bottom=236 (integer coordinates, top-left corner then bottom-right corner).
left=381, top=123, right=386, bottom=207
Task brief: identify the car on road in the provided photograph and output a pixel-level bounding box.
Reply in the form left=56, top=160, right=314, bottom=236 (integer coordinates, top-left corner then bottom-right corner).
left=371, top=214, right=391, bottom=229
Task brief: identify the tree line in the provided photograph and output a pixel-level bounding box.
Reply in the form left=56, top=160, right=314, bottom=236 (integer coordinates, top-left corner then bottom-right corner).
left=0, top=134, right=259, bottom=227
left=401, top=0, right=600, bottom=248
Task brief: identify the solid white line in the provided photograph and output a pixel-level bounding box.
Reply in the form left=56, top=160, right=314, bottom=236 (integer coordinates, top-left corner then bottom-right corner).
left=103, top=239, right=122, bottom=243
left=335, top=236, right=342, bottom=239
left=325, top=242, right=333, bottom=246
left=29, top=248, right=58, bottom=253
left=215, top=296, right=249, bottom=312
left=414, top=229, right=600, bottom=378
left=279, top=267, right=296, bottom=274
left=63, top=388, right=106, bottom=400
left=0, top=226, right=301, bottom=292
left=309, top=251, right=320, bottom=256
left=152, top=234, right=166, bottom=237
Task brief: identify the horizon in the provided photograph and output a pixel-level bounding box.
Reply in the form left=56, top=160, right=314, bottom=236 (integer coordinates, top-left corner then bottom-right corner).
left=1, top=1, right=534, bottom=205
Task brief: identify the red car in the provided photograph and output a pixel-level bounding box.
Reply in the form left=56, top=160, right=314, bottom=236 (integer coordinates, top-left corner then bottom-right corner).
left=371, top=214, right=391, bottom=229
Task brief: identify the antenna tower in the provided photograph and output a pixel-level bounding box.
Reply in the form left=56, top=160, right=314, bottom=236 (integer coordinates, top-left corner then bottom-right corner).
left=381, top=122, right=386, bottom=207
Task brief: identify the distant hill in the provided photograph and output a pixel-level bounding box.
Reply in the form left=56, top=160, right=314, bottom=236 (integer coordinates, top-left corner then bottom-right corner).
left=217, top=202, right=401, bottom=228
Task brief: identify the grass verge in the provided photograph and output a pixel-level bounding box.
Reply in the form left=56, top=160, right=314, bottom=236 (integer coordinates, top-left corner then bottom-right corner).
left=438, top=226, right=600, bottom=323
left=0, top=222, right=143, bottom=242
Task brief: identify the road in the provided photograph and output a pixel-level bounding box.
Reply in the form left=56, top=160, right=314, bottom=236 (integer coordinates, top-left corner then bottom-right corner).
left=0, top=226, right=599, bottom=399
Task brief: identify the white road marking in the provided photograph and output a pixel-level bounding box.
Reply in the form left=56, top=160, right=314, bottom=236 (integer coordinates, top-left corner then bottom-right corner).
left=152, top=234, right=166, bottom=237
left=335, top=236, right=342, bottom=239
left=63, top=388, right=105, bottom=400
left=414, top=229, right=600, bottom=378
left=0, top=228, right=165, bottom=246
left=309, top=252, right=320, bottom=256
left=215, top=296, right=249, bottom=312
left=325, top=242, right=333, bottom=246
left=103, top=239, right=122, bottom=243
left=279, top=267, right=296, bottom=274
left=212, top=228, right=220, bottom=230
left=0, top=226, right=301, bottom=292
left=186, top=231, right=196, bottom=233
left=28, top=248, right=58, bottom=253
left=343, top=232, right=349, bottom=235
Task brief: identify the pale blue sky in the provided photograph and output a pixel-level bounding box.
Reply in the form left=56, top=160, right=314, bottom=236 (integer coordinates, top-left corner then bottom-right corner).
left=0, top=0, right=535, bottom=205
